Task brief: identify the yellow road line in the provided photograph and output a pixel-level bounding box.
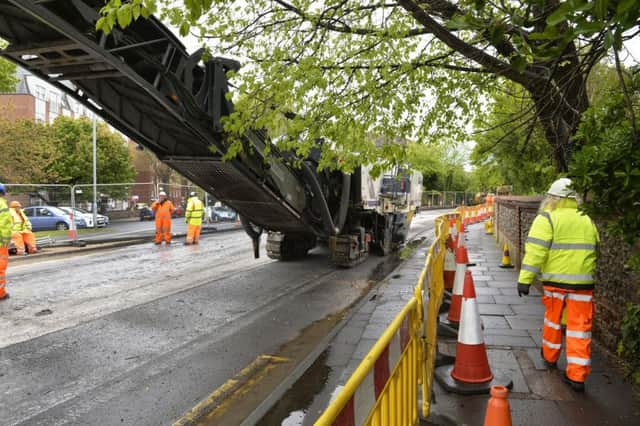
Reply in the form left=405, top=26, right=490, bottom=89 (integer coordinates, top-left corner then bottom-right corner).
left=173, top=354, right=289, bottom=426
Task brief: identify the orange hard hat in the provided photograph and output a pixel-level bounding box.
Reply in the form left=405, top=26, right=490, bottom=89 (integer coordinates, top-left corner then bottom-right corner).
left=9, top=200, right=21, bottom=208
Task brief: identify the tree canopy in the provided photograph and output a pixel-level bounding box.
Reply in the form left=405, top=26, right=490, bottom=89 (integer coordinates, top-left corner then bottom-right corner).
left=99, top=0, right=640, bottom=173
left=0, top=118, right=59, bottom=183
left=47, top=116, right=135, bottom=188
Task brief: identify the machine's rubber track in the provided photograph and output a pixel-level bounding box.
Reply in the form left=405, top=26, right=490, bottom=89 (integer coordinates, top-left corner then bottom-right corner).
left=266, top=232, right=316, bottom=261
left=331, top=235, right=369, bottom=268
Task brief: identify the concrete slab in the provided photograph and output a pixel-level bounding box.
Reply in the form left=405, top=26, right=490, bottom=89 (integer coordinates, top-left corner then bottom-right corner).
left=326, top=343, right=357, bottom=367
left=476, top=295, right=495, bottom=304
left=483, top=328, right=531, bottom=337
left=474, top=287, right=502, bottom=295
left=478, top=303, right=514, bottom=316
left=480, top=315, right=510, bottom=329
left=334, top=324, right=365, bottom=344
left=505, top=316, right=543, bottom=331
left=510, top=304, right=546, bottom=316
left=484, top=334, right=538, bottom=348
left=493, top=295, right=540, bottom=305
left=487, top=281, right=517, bottom=288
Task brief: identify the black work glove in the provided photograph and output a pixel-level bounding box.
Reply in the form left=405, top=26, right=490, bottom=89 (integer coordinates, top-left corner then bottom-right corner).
left=517, top=283, right=530, bottom=297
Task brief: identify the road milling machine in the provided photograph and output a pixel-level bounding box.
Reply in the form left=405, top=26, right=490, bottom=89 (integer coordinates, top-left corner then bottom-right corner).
left=0, top=0, right=422, bottom=266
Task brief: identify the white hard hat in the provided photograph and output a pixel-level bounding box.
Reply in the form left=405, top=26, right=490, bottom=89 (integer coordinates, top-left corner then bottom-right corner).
left=547, top=178, right=576, bottom=198
left=159, top=191, right=167, bottom=197
left=189, top=191, right=197, bottom=197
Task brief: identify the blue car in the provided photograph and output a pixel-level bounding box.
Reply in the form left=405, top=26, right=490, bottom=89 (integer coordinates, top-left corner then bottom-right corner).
left=22, top=206, right=87, bottom=231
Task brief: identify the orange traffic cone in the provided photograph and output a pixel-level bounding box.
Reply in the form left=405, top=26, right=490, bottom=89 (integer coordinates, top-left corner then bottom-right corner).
left=438, top=247, right=469, bottom=337
left=484, top=386, right=512, bottom=426
left=435, top=271, right=513, bottom=394
left=499, top=243, right=514, bottom=269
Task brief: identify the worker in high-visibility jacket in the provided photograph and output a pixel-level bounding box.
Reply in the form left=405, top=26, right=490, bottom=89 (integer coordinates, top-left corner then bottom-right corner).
left=0, top=183, right=12, bottom=300
left=151, top=191, right=175, bottom=245
left=185, top=192, right=204, bottom=245
left=517, top=178, right=599, bottom=392
left=10, top=201, right=37, bottom=255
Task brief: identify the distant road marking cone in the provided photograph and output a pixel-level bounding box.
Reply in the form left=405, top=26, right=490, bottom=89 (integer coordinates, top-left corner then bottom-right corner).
left=439, top=247, right=469, bottom=337
left=435, top=271, right=513, bottom=394
left=484, top=386, right=512, bottom=426
left=499, top=243, right=514, bottom=269
left=485, top=217, right=494, bottom=235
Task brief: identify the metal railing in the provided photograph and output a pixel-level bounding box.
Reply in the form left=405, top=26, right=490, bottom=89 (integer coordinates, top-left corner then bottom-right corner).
left=315, top=212, right=454, bottom=425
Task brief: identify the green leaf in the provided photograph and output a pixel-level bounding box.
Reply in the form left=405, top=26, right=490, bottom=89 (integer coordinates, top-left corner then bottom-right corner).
left=546, top=3, right=572, bottom=26
left=179, top=21, right=191, bottom=36
left=594, top=0, right=608, bottom=20
left=116, top=4, right=132, bottom=28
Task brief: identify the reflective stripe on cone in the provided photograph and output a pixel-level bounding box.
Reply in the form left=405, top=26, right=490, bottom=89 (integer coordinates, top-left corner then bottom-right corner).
left=447, top=246, right=469, bottom=324
left=451, top=271, right=493, bottom=384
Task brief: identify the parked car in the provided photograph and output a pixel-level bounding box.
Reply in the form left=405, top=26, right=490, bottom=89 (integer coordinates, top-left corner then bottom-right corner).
left=210, top=206, right=237, bottom=222
left=139, top=206, right=154, bottom=221
left=22, top=206, right=87, bottom=231
left=59, top=207, right=108, bottom=228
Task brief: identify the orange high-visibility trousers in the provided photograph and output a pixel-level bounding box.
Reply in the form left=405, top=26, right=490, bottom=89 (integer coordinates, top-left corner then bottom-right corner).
left=12, top=231, right=37, bottom=254
left=186, top=224, right=201, bottom=244
left=155, top=217, right=172, bottom=243
left=0, top=246, right=8, bottom=299
left=541, top=285, right=594, bottom=383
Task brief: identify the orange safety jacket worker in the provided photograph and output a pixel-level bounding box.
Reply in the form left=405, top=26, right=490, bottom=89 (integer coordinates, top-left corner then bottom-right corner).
left=185, top=195, right=204, bottom=245
left=10, top=202, right=37, bottom=255
left=0, top=189, right=12, bottom=300
left=517, top=178, right=599, bottom=391
left=151, top=197, right=175, bottom=244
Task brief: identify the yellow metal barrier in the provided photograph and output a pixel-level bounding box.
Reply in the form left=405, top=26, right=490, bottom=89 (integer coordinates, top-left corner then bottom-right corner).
left=315, top=213, right=454, bottom=425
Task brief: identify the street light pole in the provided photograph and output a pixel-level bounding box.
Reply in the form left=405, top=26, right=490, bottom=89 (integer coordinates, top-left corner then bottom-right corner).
left=92, top=114, right=97, bottom=227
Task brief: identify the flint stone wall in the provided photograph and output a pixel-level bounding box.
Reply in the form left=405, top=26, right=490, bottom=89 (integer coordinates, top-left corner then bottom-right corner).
left=494, top=196, right=639, bottom=353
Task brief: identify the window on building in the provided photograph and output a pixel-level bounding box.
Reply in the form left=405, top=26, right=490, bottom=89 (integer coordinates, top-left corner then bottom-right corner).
left=35, top=85, right=46, bottom=100
left=49, top=92, right=59, bottom=110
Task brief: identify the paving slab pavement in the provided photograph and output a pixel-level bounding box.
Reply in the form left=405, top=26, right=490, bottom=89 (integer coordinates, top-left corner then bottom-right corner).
left=429, top=223, right=640, bottom=425
left=299, top=220, right=640, bottom=425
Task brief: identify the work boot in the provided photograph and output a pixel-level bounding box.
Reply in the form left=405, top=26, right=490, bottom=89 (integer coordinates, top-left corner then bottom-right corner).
left=154, top=241, right=161, bottom=245
left=184, top=242, right=192, bottom=246
left=0, top=293, right=10, bottom=301
left=563, top=373, right=585, bottom=392
left=541, top=348, right=557, bottom=369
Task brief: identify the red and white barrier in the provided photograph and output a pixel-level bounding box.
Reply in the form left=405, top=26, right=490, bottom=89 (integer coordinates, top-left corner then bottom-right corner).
left=332, top=315, right=410, bottom=425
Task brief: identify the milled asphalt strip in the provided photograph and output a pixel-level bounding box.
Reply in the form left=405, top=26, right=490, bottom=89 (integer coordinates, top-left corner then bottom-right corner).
left=240, top=232, right=435, bottom=426
left=13, top=262, right=342, bottom=425
left=10, top=226, right=244, bottom=263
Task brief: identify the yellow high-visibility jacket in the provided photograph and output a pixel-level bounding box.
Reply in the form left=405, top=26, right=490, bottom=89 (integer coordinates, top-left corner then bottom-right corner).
left=185, top=196, right=204, bottom=226
left=518, top=206, right=599, bottom=289
left=11, top=208, right=32, bottom=232
left=0, top=197, right=12, bottom=247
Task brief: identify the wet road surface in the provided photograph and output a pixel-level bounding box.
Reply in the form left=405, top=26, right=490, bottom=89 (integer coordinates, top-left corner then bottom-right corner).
left=0, top=210, right=444, bottom=425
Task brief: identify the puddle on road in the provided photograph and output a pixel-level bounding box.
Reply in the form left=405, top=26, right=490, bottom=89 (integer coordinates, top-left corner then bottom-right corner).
left=257, top=350, right=331, bottom=426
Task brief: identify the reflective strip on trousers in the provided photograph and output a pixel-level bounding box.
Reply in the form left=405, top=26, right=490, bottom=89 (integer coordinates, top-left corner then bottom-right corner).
left=544, top=290, right=566, bottom=300
left=540, top=272, right=594, bottom=282
left=544, top=318, right=562, bottom=330
left=542, top=339, right=562, bottom=349
left=567, top=356, right=591, bottom=366
left=566, top=330, right=592, bottom=339
left=566, top=293, right=593, bottom=302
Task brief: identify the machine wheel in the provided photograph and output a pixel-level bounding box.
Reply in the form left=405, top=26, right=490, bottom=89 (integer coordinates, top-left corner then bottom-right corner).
left=266, top=232, right=316, bottom=261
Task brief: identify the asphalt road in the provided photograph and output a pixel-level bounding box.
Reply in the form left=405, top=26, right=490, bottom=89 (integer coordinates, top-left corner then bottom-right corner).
left=53, top=218, right=237, bottom=242
left=0, top=210, right=446, bottom=425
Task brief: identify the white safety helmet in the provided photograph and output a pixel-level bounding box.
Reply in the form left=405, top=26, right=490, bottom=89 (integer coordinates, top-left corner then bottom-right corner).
left=547, top=178, right=576, bottom=198
left=159, top=191, right=167, bottom=197
left=189, top=191, right=197, bottom=197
